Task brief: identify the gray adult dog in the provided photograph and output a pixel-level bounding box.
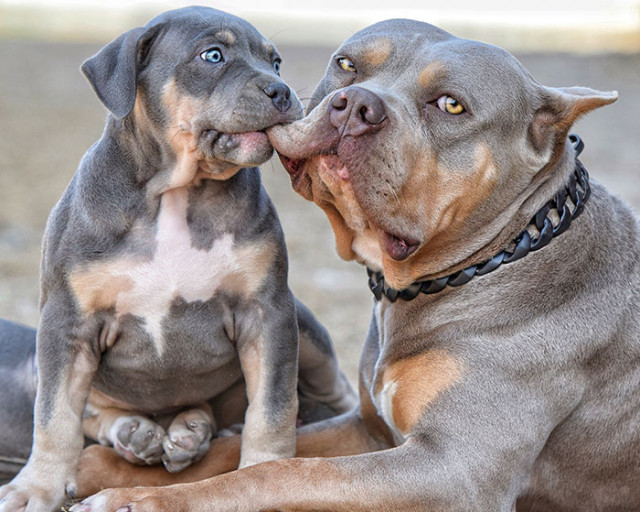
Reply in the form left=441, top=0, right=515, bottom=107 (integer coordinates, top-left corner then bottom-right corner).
left=70, top=18, right=639, bottom=512
left=0, top=7, right=356, bottom=512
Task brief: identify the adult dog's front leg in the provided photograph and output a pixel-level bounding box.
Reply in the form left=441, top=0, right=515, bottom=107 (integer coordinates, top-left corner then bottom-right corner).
left=76, top=408, right=385, bottom=497
left=72, top=441, right=450, bottom=512
left=0, top=302, right=99, bottom=512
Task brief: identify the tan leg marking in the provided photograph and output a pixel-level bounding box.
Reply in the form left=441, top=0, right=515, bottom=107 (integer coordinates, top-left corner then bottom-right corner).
left=237, top=336, right=297, bottom=468
left=381, top=350, right=462, bottom=436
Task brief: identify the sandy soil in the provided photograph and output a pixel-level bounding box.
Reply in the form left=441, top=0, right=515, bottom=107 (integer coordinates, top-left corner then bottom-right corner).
left=0, top=38, right=638, bottom=386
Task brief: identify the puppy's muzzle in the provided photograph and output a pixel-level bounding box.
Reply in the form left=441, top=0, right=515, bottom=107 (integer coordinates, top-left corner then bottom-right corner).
left=330, top=86, right=387, bottom=137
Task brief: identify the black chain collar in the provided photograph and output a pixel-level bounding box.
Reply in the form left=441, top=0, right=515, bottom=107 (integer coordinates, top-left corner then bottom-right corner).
left=367, top=134, right=590, bottom=303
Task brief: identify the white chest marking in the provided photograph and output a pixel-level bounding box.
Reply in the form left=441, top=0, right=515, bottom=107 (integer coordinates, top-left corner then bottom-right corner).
left=111, top=189, right=239, bottom=355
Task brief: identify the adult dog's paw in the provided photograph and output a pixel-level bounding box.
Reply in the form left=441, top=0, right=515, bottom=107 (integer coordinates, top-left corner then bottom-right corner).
left=70, top=487, right=184, bottom=512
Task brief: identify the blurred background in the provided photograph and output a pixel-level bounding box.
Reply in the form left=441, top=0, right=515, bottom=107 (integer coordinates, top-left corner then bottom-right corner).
left=0, top=0, right=638, bottom=385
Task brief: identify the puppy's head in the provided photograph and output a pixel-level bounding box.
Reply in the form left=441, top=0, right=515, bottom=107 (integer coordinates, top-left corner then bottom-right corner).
left=82, top=6, right=303, bottom=181
left=269, top=19, right=616, bottom=289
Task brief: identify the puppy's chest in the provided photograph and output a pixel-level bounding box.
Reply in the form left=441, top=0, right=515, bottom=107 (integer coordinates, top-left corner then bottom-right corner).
left=70, top=188, right=274, bottom=355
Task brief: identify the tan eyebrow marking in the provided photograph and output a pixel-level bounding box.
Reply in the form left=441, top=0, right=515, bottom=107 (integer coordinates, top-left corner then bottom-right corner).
left=215, top=30, right=236, bottom=45
left=418, top=61, right=447, bottom=88
left=362, top=38, right=393, bottom=67
left=263, top=40, right=277, bottom=55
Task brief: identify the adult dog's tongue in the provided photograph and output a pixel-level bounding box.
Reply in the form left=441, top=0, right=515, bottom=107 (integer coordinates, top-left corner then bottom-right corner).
left=383, top=232, right=419, bottom=261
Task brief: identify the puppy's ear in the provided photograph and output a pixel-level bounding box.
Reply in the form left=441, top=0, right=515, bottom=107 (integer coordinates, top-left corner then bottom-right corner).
left=529, top=86, right=618, bottom=154
left=81, top=25, right=160, bottom=119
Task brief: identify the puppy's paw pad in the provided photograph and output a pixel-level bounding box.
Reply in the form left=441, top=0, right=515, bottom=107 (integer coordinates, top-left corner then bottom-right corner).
left=111, top=416, right=166, bottom=465
left=162, top=412, right=213, bottom=472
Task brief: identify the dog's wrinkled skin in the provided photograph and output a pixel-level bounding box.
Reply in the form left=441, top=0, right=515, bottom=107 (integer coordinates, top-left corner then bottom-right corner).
left=67, top=19, right=639, bottom=512
left=0, top=7, right=357, bottom=512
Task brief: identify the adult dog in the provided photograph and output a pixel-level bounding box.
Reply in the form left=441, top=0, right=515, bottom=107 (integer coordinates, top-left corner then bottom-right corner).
left=72, top=18, right=639, bottom=511
left=0, top=7, right=355, bottom=512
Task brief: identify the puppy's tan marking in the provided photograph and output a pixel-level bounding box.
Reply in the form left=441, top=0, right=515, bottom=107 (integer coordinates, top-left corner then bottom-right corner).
left=363, top=38, right=393, bottom=68
left=161, top=80, right=201, bottom=188
left=238, top=340, right=263, bottom=403
left=215, top=30, right=236, bottom=46
left=219, top=242, right=276, bottom=296
left=70, top=267, right=135, bottom=315
left=380, top=350, right=461, bottom=436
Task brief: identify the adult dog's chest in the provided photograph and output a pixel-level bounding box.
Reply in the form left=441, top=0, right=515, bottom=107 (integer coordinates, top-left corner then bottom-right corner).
left=366, top=301, right=462, bottom=444
left=70, top=186, right=274, bottom=358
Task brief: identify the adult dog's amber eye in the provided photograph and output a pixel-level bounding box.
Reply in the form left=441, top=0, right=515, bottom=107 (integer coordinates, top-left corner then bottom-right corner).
left=436, top=95, right=465, bottom=115
left=337, top=57, right=356, bottom=73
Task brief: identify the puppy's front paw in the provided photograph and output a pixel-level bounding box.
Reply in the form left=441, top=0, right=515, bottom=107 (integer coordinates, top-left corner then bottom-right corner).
left=110, top=416, right=165, bottom=465
left=0, top=466, right=73, bottom=512
left=162, top=409, right=213, bottom=472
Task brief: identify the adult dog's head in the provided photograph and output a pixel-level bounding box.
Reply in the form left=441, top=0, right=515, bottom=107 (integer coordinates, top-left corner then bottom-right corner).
left=269, top=19, right=616, bottom=289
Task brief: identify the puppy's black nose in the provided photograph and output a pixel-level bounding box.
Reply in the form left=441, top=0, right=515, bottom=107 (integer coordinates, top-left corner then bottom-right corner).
left=330, top=86, right=387, bottom=137
left=263, top=82, right=291, bottom=112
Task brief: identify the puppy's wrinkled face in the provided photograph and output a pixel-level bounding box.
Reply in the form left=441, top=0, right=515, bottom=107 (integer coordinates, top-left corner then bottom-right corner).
left=84, top=6, right=303, bottom=183
left=146, top=10, right=303, bottom=178
left=269, top=19, right=615, bottom=288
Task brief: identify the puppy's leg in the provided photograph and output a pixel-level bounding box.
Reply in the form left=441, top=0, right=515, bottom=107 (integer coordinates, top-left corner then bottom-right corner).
left=295, top=299, right=358, bottom=422
left=82, top=403, right=165, bottom=466
left=76, top=409, right=384, bottom=497
left=161, top=404, right=215, bottom=473
left=0, top=305, right=99, bottom=512
left=234, top=291, right=300, bottom=468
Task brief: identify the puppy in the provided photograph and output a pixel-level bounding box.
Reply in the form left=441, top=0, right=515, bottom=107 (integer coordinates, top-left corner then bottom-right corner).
left=0, top=7, right=355, bottom=512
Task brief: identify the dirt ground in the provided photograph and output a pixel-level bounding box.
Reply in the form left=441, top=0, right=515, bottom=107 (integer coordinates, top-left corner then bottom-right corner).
left=0, top=37, right=638, bottom=385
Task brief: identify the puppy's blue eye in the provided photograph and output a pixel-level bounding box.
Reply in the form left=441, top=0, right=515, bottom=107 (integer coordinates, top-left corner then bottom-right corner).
left=273, top=60, right=281, bottom=74
left=200, top=48, right=223, bottom=63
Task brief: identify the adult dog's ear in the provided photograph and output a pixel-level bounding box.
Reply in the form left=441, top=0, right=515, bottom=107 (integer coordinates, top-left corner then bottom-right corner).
left=529, top=85, right=618, bottom=155
left=81, top=25, right=161, bottom=119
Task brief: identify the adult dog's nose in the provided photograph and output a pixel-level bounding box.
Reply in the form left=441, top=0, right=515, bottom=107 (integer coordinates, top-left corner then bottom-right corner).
left=263, top=82, right=292, bottom=112
left=330, top=86, right=387, bottom=137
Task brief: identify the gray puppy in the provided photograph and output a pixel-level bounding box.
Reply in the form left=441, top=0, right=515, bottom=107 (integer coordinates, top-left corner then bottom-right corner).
left=72, top=18, right=639, bottom=512
left=0, top=7, right=355, bottom=512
